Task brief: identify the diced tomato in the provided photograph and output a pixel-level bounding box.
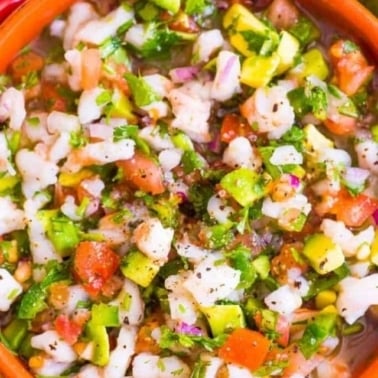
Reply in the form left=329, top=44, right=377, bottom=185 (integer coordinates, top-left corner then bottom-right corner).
left=329, top=40, right=374, bottom=96
left=73, top=241, right=121, bottom=297
left=54, top=314, right=83, bottom=345
left=330, top=190, right=378, bottom=228
left=220, top=113, right=252, bottom=143
left=41, top=82, right=69, bottom=112
left=117, top=151, right=166, bottom=195
left=324, top=115, right=357, bottom=136
left=9, top=50, right=44, bottom=82
left=218, top=328, right=270, bottom=371
left=271, top=242, right=308, bottom=284
left=276, top=315, right=290, bottom=347
left=81, top=48, right=102, bottom=90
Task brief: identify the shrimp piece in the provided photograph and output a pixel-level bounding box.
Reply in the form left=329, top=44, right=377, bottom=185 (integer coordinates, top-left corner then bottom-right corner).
left=240, top=85, right=295, bottom=140
left=271, top=345, right=324, bottom=378
left=168, top=80, right=213, bottom=143
left=62, top=139, right=135, bottom=173
left=0, top=87, right=26, bottom=130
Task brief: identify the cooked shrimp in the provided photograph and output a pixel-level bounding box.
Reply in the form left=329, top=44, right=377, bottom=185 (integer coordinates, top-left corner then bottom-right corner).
left=240, top=85, right=295, bottom=140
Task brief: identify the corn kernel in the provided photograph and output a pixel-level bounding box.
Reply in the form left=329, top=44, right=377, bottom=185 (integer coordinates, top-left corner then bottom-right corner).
left=73, top=341, right=88, bottom=356
left=315, top=290, right=337, bottom=309
left=321, top=304, right=338, bottom=314
left=29, top=355, right=44, bottom=369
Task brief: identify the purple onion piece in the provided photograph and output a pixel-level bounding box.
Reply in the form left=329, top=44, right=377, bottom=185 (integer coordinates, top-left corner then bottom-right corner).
left=289, top=174, right=300, bottom=188
left=175, top=322, right=203, bottom=336
left=169, top=66, right=200, bottom=84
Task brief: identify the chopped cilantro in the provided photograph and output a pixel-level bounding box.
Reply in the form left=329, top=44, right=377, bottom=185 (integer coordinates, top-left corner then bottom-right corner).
left=159, top=326, right=227, bottom=351
left=124, top=73, right=160, bottom=107
left=288, top=16, right=320, bottom=46
left=342, top=40, right=359, bottom=54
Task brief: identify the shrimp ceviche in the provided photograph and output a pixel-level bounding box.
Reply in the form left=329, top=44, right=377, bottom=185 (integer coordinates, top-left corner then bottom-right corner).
left=0, top=0, right=377, bottom=377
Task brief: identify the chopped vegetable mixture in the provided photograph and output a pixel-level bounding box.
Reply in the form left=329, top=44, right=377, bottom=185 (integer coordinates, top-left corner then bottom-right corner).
left=0, top=0, right=377, bottom=377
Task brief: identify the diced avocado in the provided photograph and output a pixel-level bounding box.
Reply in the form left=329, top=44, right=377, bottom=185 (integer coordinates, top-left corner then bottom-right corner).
left=121, top=250, right=160, bottom=287
left=86, top=322, right=110, bottom=367
left=289, top=48, right=329, bottom=82
left=220, top=168, right=267, bottom=207
left=275, top=31, right=300, bottom=75
left=18, top=334, right=34, bottom=359
left=201, top=305, right=245, bottom=336
left=109, top=89, right=137, bottom=123
left=302, top=233, right=345, bottom=275
left=303, top=124, right=333, bottom=160
left=58, top=169, right=93, bottom=187
left=2, top=318, right=28, bottom=351
left=172, top=132, right=194, bottom=151
left=223, top=4, right=279, bottom=57
left=370, top=231, right=378, bottom=265
left=151, top=0, right=180, bottom=14
left=252, top=254, right=270, bottom=280
left=0, top=175, right=19, bottom=193
left=137, top=2, right=159, bottom=21
left=37, top=210, right=80, bottom=257
left=240, top=53, right=280, bottom=88
left=91, top=304, right=120, bottom=327
left=223, top=4, right=268, bottom=33
left=86, top=304, right=120, bottom=367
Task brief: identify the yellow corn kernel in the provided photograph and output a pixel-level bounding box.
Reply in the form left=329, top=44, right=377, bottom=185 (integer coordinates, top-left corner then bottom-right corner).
left=5, top=240, right=18, bottom=263
left=73, top=341, right=88, bottom=356
left=29, top=355, right=44, bottom=369
left=321, top=304, right=338, bottom=314
left=370, top=231, right=378, bottom=265
left=315, top=290, right=337, bottom=309
left=58, top=169, right=93, bottom=187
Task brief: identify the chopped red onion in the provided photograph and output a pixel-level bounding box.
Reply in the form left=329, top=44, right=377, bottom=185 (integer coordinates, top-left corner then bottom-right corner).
left=289, top=174, right=300, bottom=188
left=176, top=322, right=203, bottom=336
left=169, top=66, right=200, bottom=84
left=373, top=209, right=378, bottom=225
left=176, top=191, right=187, bottom=202
left=208, top=131, right=221, bottom=153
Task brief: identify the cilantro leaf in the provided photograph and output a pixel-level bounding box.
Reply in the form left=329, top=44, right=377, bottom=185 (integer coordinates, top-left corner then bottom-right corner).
left=124, top=73, right=160, bottom=107
left=159, top=326, right=227, bottom=351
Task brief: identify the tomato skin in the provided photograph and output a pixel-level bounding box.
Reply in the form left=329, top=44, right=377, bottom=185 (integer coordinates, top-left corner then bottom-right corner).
left=271, top=242, right=307, bottom=284
left=54, top=314, right=82, bottom=345
left=324, top=115, right=357, bottom=136
left=81, top=48, right=101, bottom=91
left=73, top=241, right=120, bottom=297
left=331, top=190, right=378, bottom=228
left=329, top=40, right=374, bottom=96
left=41, top=82, right=68, bottom=112
left=117, top=151, right=165, bottom=195
left=10, top=50, right=44, bottom=82
left=218, top=328, right=270, bottom=371
left=220, top=113, right=252, bottom=143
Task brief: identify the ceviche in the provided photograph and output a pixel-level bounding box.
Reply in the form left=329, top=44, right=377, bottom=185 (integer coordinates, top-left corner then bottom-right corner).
left=0, top=0, right=377, bottom=377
